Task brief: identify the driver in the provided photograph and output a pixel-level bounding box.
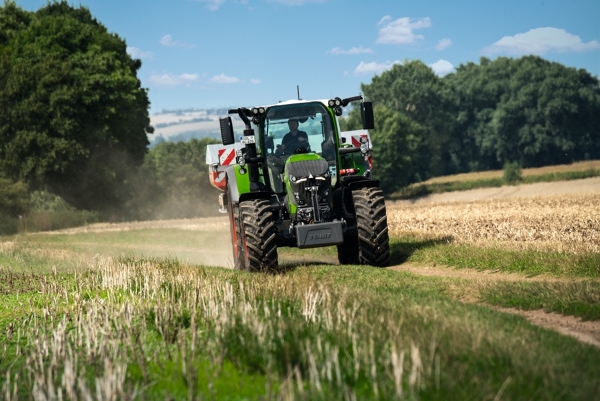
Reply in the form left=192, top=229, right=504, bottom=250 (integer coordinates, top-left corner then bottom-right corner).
left=279, top=118, right=309, bottom=155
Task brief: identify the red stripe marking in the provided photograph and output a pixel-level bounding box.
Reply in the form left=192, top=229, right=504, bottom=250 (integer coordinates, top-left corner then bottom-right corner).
left=222, top=149, right=236, bottom=166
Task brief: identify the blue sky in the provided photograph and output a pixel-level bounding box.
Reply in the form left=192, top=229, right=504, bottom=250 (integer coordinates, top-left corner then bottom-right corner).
left=15, top=0, right=600, bottom=114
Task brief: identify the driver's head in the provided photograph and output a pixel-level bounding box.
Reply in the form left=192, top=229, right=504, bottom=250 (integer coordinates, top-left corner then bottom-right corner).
left=288, top=118, right=299, bottom=132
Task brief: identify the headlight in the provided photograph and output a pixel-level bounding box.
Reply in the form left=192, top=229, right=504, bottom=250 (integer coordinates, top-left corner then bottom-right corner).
left=289, top=174, right=296, bottom=182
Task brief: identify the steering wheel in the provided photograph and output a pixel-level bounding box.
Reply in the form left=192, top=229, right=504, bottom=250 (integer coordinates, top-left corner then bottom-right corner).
left=284, top=138, right=310, bottom=155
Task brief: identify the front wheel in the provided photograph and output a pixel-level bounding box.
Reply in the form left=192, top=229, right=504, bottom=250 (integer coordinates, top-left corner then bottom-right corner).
left=339, top=187, right=390, bottom=267
left=239, top=199, right=278, bottom=272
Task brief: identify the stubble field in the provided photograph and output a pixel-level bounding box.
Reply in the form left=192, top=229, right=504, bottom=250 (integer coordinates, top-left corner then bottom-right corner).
left=1, top=178, right=600, bottom=400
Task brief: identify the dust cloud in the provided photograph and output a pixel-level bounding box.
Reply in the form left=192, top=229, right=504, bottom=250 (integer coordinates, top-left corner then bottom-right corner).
left=44, top=216, right=235, bottom=269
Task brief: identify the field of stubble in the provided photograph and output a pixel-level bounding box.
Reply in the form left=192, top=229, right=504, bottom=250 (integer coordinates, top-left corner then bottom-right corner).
left=388, top=192, right=600, bottom=254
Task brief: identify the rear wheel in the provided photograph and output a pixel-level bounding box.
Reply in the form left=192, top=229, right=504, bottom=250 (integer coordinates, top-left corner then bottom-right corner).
left=226, top=190, right=245, bottom=270
left=338, top=187, right=390, bottom=267
left=239, top=199, right=278, bottom=272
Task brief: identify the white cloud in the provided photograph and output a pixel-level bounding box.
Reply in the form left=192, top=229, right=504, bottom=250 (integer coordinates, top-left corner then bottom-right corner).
left=435, top=38, right=452, bottom=51
left=126, top=47, right=153, bottom=59
left=354, top=60, right=400, bottom=76
left=250, top=78, right=261, bottom=84
left=428, top=59, right=454, bottom=76
left=160, top=34, right=195, bottom=48
left=327, top=46, right=374, bottom=55
left=210, top=73, right=241, bottom=84
left=268, top=0, right=326, bottom=5
left=149, top=73, right=200, bottom=87
left=195, top=0, right=226, bottom=10
left=484, top=27, right=600, bottom=55
left=376, top=16, right=431, bottom=45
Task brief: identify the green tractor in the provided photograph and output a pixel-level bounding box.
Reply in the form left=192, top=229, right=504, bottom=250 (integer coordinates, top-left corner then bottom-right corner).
left=208, top=96, right=389, bottom=271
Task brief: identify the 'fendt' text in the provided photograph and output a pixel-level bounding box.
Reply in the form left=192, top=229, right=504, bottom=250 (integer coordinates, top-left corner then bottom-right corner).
left=310, top=233, right=332, bottom=240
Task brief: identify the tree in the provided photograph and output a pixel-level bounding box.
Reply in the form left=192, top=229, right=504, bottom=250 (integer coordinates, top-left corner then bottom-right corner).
left=0, top=1, right=152, bottom=215
left=360, top=60, right=457, bottom=179
left=447, top=56, right=600, bottom=169
left=0, top=177, right=29, bottom=216
left=370, top=106, right=423, bottom=194
left=342, top=105, right=422, bottom=194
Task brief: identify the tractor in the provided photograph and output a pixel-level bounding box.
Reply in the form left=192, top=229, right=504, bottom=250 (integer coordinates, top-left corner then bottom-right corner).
left=206, top=95, right=389, bottom=271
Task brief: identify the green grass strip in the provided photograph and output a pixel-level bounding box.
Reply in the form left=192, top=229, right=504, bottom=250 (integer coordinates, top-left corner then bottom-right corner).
left=391, top=237, right=600, bottom=278
left=480, top=280, right=600, bottom=321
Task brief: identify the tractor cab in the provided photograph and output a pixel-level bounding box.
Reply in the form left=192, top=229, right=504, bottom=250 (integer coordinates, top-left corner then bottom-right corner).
left=261, top=101, right=338, bottom=194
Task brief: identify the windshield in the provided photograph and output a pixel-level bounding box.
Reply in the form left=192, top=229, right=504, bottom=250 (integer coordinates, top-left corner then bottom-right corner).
left=262, top=102, right=338, bottom=192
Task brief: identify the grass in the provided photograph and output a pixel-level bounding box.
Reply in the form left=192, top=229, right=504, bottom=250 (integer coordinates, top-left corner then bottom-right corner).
left=398, top=238, right=600, bottom=278
left=390, top=160, right=600, bottom=200
left=480, top=280, right=600, bottom=320
left=1, top=226, right=600, bottom=399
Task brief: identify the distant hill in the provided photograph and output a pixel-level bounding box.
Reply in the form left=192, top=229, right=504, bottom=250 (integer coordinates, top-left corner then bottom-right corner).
left=148, top=107, right=244, bottom=147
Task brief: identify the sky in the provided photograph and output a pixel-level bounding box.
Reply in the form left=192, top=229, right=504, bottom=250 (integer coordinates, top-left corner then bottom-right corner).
left=14, top=0, right=600, bottom=116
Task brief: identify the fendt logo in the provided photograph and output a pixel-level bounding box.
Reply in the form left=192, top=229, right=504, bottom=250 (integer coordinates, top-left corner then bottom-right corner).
left=309, top=233, right=332, bottom=240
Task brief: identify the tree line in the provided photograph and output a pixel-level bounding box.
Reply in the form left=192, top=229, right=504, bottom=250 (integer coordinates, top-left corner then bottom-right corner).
left=342, top=57, right=600, bottom=194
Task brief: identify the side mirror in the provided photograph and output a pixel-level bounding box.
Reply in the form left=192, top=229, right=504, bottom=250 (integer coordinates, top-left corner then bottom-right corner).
left=361, top=102, right=374, bottom=130
left=219, top=117, right=235, bottom=145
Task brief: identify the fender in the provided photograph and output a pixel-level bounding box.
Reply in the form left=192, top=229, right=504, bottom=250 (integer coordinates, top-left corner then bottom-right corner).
left=340, top=175, right=380, bottom=190
left=226, top=165, right=271, bottom=204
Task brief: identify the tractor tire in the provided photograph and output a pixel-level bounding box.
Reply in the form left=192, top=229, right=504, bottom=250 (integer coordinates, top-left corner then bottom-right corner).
left=344, top=187, right=390, bottom=267
left=226, top=190, right=245, bottom=270
left=239, top=199, right=278, bottom=272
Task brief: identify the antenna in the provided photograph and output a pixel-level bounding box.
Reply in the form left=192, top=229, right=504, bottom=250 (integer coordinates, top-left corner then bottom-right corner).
left=297, top=85, right=300, bottom=100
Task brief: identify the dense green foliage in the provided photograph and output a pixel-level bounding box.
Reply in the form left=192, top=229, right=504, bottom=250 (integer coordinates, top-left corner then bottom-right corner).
left=366, top=106, right=422, bottom=193
left=503, top=161, right=523, bottom=185
left=344, top=56, right=600, bottom=194
left=0, top=177, right=29, bottom=216
left=449, top=57, right=600, bottom=170
left=0, top=177, right=29, bottom=235
left=0, top=1, right=152, bottom=214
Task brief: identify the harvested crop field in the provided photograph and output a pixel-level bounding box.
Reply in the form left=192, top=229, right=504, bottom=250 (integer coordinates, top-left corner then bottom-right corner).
left=389, top=182, right=600, bottom=254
